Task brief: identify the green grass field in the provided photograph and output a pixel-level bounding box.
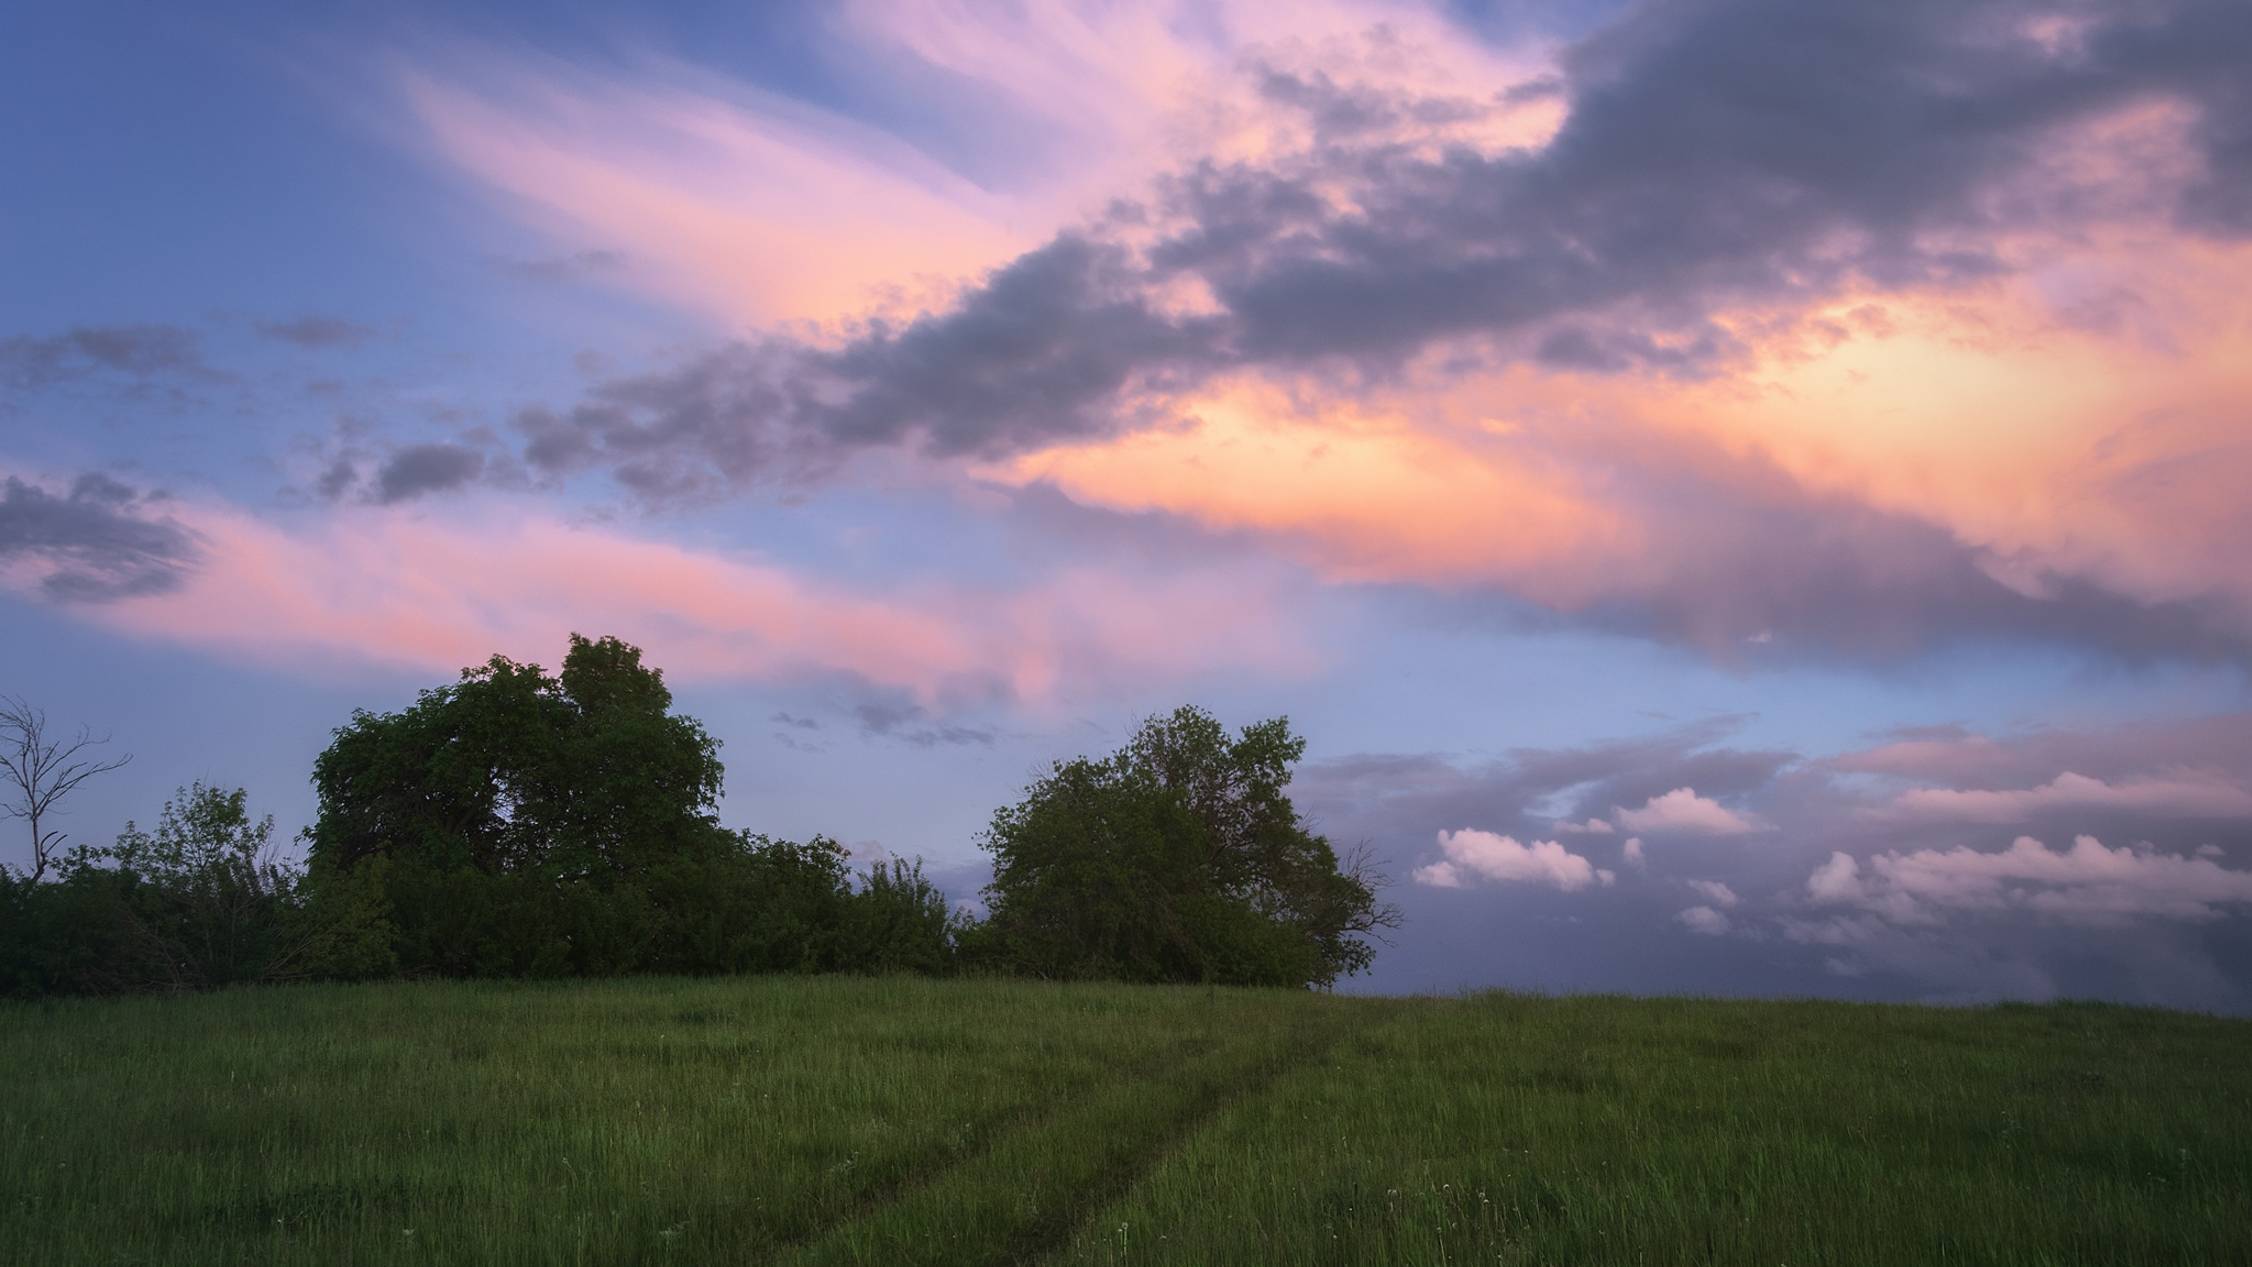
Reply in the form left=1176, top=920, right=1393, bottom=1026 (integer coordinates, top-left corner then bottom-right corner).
left=4, top=978, right=2247, bottom=1265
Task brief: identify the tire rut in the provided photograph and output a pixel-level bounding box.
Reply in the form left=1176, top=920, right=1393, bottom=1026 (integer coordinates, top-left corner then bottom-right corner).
left=763, top=1027, right=1228, bottom=1257
left=1008, top=1015, right=1349, bottom=1266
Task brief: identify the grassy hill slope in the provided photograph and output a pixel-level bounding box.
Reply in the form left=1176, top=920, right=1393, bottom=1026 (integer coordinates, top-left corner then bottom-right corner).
left=4, top=977, right=2247, bottom=1264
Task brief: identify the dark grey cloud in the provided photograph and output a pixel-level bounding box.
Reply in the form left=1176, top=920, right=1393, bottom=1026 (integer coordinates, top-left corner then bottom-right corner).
left=1298, top=716, right=1786, bottom=849
left=1303, top=710, right=2252, bottom=1010
left=853, top=698, right=998, bottom=749
left=456, top=0, right=2252, bottom=667
left=0, top=325, right=210, bottom=390
left=255, top=316, right=376, bottom=349
left=811, top=235, right=1218, bottom=456
left=502, top=0, right=2252, bottom=472
left=313, top=456, right=362, bottom=502
left=510, top=235, right=1219, bottom=500
left=373, top=443, right=486, bottom=504
left=0, top=473, right=201, bottom=601
left=1253, top=62, right=1493, bottom=146
left=499, top=248, right=630, bottom=283
left=1187, top=0, right=2251, bottom=368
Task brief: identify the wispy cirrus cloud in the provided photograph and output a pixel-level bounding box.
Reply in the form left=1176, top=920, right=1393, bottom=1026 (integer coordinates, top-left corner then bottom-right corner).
left=389, top=0, right=1556, bottom=332
left=392, top=49, right=1027, bottom=330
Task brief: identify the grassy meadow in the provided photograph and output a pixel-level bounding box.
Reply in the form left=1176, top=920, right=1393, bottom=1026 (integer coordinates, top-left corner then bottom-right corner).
left=3, top=977, right=2247, bottom=1265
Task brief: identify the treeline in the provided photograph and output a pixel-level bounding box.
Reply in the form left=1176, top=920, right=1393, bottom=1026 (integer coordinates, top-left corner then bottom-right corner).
left=0, top=796, right=952, bottom=995
left=2, top=636, right=1390, bottom=998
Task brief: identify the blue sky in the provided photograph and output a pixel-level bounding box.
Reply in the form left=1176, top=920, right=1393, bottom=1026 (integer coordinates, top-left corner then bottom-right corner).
left=7, top=0, right=2252, bottom=1008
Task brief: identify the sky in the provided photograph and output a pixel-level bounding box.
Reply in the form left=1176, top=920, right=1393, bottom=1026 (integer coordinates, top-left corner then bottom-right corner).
left=5, top=0, right=2252, bottom=1010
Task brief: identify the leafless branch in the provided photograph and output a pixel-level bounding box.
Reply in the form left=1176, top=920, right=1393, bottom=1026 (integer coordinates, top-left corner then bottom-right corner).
left=0, top=695, right=133, bottom=882
left=1341, top=837, right=1405, bottom=943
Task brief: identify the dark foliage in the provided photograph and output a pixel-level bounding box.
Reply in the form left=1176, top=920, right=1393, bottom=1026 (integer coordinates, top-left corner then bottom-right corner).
left=3, top=643, right=1392, bottom=997
left=298, top=635, right=953, bottom=981
left=0, top=783, right=302, bottom=995
left=974, top=706, right=1396, bottom=988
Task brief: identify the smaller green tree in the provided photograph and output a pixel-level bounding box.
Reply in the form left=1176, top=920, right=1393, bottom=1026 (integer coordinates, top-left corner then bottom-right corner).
left=840, top=854, right=958, bottom=976
left=83, top=782, right=303, bottom=990
left=642, top=832, right=854, bottom=975
left=976, top=706, right=1396, bottom=988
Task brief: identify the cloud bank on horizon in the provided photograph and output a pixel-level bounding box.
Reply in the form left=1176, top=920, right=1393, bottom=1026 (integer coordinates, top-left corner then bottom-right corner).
left=4, top=0, right=2250, bottom=1008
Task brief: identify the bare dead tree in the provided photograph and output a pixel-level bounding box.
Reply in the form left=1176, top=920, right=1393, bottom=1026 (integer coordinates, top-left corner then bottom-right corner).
left=1340, top=838, right=1405, bottom=944
left=0, top=696, right=132, bottom=882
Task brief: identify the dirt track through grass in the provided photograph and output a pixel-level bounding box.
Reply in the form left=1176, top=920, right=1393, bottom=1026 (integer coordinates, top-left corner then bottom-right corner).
left=770, top=1023, right=1243, bottom=1258
left=4, top=977, right=2248, bottom=1265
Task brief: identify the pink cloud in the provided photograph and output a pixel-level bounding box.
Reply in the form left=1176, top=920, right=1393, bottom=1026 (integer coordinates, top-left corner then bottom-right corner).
left=1615, top=787, right=1763, bottom=836
left=382, top=16, right=2252, bottom=668
left=1807, top=835, right=2252, bottom=927
left=976, top=227, right=2252, bottom=659
left=0, top=482, right=1314, bottom=705
left=1877, top=771, right=2252, bottom=824
left=1832, top=734, right=2021, bottom=785
left=393, top=54, right=1026, bottom=330
left=391, top=4, right=1559, bottom=332
left=1806, top=852, right=1864, bottom=904
left=1415, top=829, right=1614, bottom=892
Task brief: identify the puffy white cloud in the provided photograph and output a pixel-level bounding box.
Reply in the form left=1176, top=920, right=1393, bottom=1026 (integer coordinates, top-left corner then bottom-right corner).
left=1615, top=786, right=1763, bottom=835
left=1877, top=771, right=2252, bottom=824
left=1555, top=816, right=1614, bottom=834
left=1677, top=905, right=1732, bottom=935
left=1413, top=860, right=1466, bottom=889
left=1685, top=879, right=1739, bottom=908
left=1806, top=851, right=1863, bottom=902
left=1415, top=829, right=1614, bottom=892
left=1308, top=710, right=2252, bottom=1006
left=1805, top=835, right=2252, bottom=927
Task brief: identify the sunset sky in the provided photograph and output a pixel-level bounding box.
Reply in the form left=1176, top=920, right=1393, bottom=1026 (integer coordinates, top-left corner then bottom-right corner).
left=7, top=0, right=2252, bottom=1008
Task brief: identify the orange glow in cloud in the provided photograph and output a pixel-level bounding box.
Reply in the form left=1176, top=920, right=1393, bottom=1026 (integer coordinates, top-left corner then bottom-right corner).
left=0, top=489, right=1315, bottom=705
left=1653, top=236, right=2252, bottom=619
left=383, top=18, right=2252, bottom=651
left=976, top=376, right=1630, bottom=589
left=976, top=228, right=2252, bottom=639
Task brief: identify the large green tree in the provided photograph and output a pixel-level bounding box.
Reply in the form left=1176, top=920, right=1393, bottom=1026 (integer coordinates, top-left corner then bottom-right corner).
left=305, top=634, right=737, bottom=976
left=302, top=634, right=957, bottom=980
left=974, top=706, right=1396, bottom=988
